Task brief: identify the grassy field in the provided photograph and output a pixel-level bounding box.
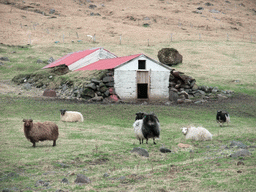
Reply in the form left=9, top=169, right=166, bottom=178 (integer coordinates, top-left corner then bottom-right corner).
left=0, top=41, right=256, bottom=191
left=0, top=94, right=256, bottom=192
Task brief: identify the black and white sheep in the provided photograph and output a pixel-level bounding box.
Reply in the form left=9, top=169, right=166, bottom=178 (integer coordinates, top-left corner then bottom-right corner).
left=216, top=110, right=230, bottom=127
left=133, top=113, right=160, bottom=144
left=23, top=119, right=59, bottom=147
left=180, top=126, right=212, bottom=141
left=60, top=109, right=84, bottom=122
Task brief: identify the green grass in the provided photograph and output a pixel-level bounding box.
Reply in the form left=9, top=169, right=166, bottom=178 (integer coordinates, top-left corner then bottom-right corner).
left=0, top=94, right=255, bottom=191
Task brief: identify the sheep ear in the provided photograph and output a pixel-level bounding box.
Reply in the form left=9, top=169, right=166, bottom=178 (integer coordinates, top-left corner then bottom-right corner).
left=23, top=119, right=26, bottom=122
left=29, top=119, right=33, bottom=122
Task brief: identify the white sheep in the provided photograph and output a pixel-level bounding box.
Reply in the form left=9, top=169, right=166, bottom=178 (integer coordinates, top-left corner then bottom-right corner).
left=181, top=126, right=212, bottom=141
left=60, top=109, right=84, bottom=122
left=133, top=119, right=145, bottom=144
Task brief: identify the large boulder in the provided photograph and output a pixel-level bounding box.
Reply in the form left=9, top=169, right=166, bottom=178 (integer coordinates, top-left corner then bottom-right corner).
left=157, top=48, right=183, bottom=66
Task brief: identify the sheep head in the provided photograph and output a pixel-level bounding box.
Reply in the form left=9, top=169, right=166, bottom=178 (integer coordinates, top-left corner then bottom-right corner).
left=143, top=113, right=158, bottom=126
left=180, top=127, right=188, bottom=135
left=23, top=119, right=33, bottom=130
left=135, top=112, right=145, bottom=120
left=60, top=109, right=67, bottom=116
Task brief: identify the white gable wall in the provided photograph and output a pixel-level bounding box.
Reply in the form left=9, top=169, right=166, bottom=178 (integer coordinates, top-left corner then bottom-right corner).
left=114, top=55, right=171, bottom=101
left=69, top=48, right=117, bottom=71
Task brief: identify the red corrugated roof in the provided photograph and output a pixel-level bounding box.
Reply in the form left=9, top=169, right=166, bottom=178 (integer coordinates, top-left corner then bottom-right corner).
left=76, top=54, right=142, bottom=71
left=43, top=48, right=101, bottom=69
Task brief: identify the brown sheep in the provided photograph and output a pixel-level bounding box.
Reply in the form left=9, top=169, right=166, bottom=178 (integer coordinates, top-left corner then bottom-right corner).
left=23, top=119, right=59, bottom=147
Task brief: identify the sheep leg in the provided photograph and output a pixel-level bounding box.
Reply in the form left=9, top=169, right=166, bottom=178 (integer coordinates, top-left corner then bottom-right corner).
left=153, top=138, right=156, bottom=145
left=142, top=139, right=144, bottom=144
left=146, top=139, right=148, bottom=144
left=53, top=140, right=56, bottom=146
left=30, top=139, right=36, bottom=147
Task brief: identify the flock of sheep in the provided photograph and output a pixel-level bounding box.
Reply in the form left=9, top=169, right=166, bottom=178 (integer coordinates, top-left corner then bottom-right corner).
left=22, top=108, right=230, bottom=147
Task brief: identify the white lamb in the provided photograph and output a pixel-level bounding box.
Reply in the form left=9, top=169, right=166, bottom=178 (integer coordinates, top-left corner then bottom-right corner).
left=133, top=120, right=145, bottom=144
left=181, top=126, right=212, bottom=141
left=60, top=109, right=84, bottom=122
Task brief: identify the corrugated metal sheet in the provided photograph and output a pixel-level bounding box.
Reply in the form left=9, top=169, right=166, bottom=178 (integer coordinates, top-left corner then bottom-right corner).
left=43, top=48, right=118, bottom=69
left=75, top=54, right=142, bottom=71
left=43, top=48, right=100, bottom=69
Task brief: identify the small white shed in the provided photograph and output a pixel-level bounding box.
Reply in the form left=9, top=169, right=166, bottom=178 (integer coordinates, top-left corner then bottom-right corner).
left=114, top=54, right=171, bottom=101
left=76, top=53, right=172, bottom=102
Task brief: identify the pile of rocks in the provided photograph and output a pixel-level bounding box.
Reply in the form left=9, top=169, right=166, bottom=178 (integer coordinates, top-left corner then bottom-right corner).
left=56, top=71, right=120, bottom=102
left=168, top=69, right=233, bottom=104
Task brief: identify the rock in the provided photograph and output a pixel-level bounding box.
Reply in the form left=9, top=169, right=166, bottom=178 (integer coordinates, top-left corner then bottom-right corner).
left=91, top=95, right=103, bottom=101
left=35, top=180, right=45, bottom=187
left=205, top=2, right=213, bottom=6
left=86, top=83, right=96, bottom=90
left=58, top=163, right=70, bottom=168
left=209, top=9, right=220, bottom=13
left=105, top=82, right=114, bottom=87
left=49, top=9, right=55, bottom=14
left=157, top=48, right=183, bottom=66
left=169, top=90, right=178, bottom=102
left=36, top=59, right=43, bottom=64
left=43, top=89, right=57, bottom=97
left=88, top=4, right=97, bottom=9
left=103, top=173, right=110, bottom=178
left=74, top=174, right=91, bottom=184
left=217, top=94, right=228, bottom=99
left=61, top=178, right=69, bottom=184
left=91, top=79, right=101, bottom=85
left=211, top=87, right=219, bottom=93
left=104, top=90, right=110, bottom=97
left=197, top=90, right=206, bottom=95
left=194, top=100, right=207, bottom=104
left=201, top=85, right=209, bottom=93
left=184, top=99, right=192, bottom=103
left=230, top=141, right=247, bottom=149
left=160, top=147, right=171, bottom=153
left=131, top=147, right=149, bottom=157
left=0, top=57, right=9, bottom=61
left=99, top=85, right=108, bottom=93
left=48, top=57, right=55, bottom=64
left=102, top=76, right=114, bottom=83
left=179, top=91, right=189, bottom=99
left=2, top=188, right=11, bottom=192
left=109, top=94, right=119, bottom=102
left=108, top=87, right=115, bottom=95
left=237, top=161, right=245, bottom=166
left=22, top=83, right=32, bottom=90
left=177, top=99, right=184, bottom=104
left=230, top=149, right=251, bottom=158
left=81, top=88, right=95, bottom=99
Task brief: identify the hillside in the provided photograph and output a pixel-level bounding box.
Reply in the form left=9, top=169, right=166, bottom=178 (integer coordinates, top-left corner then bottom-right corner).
left=1, top=0, right=256, bottom=46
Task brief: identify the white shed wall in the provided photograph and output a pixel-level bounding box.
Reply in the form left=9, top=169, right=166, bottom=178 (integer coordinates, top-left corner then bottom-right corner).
left=114, top=56, right=171, bottom=101
left=114, top=70, right=137, bottom=99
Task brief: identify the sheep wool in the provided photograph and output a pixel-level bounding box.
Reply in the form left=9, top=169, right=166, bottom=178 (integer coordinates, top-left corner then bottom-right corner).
left=60, top=109, right=84, bottom=122
left=23, top=119, right=59, bottom=147
left=133, top=119, right=145, bottom=144
left=181, top=126, right=212, bottom=141
left=141, top=113, right=160, bottom=144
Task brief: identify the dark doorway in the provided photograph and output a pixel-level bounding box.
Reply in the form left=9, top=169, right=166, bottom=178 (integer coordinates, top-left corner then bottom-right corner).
left=137, top=83, right=148, bottom=99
